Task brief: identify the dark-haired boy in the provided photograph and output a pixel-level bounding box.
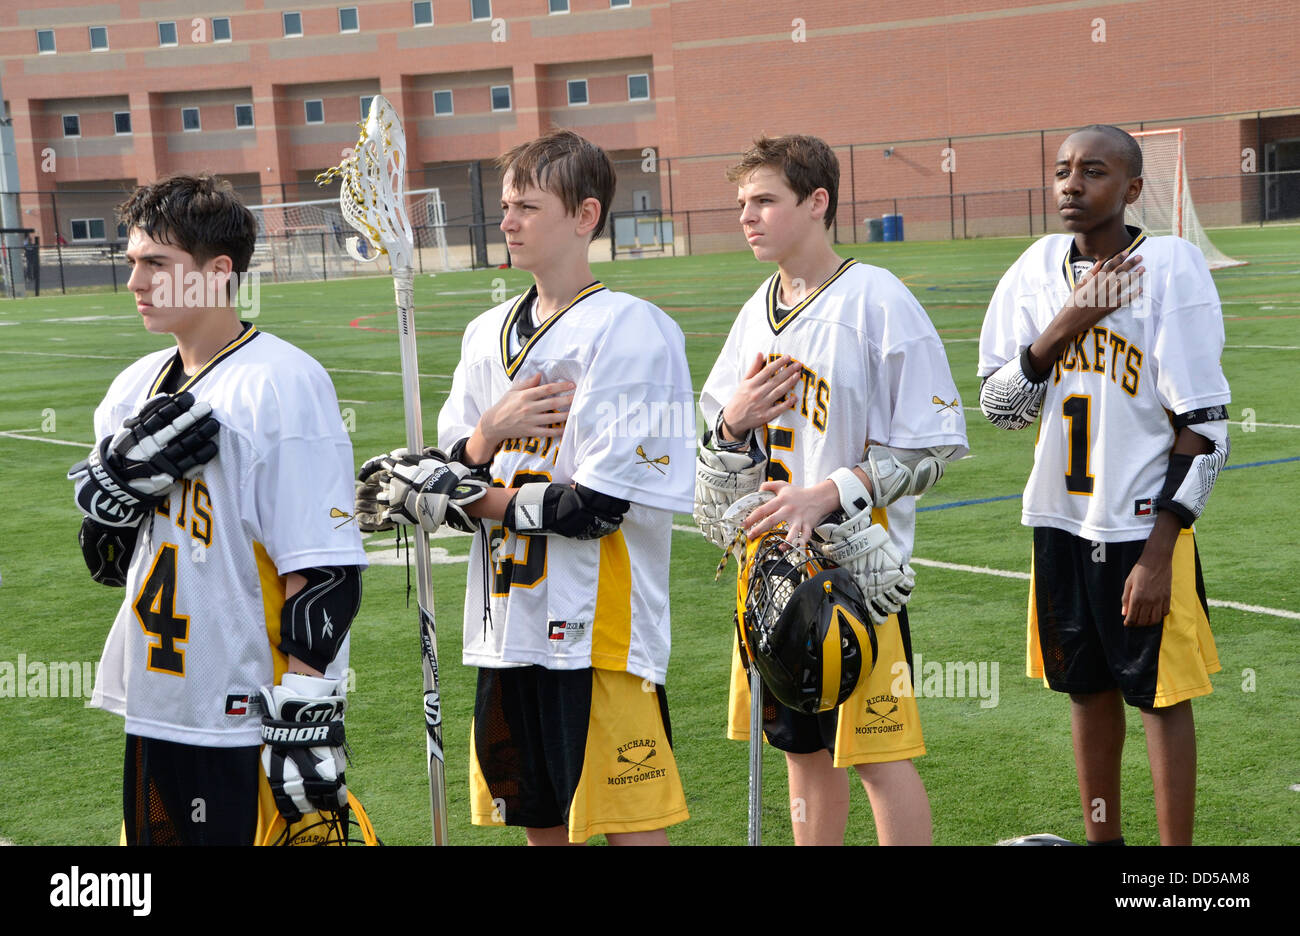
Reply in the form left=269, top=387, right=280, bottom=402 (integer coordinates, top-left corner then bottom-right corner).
left=361, top=130, right=695, bottom=844
left=697, top=135, right=968, bottom=845
left=70, top=174, right=366, bottom=844
left=977, top=125, right=1229, bottom=845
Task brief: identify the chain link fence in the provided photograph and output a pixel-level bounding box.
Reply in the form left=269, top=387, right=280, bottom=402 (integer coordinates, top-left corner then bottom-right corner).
left=4, top=109, right=1298, bottom=295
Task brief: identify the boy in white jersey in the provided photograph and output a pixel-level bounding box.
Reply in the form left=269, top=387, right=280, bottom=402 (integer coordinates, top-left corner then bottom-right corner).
left=360, top=130, right=694, bottom=844
left=977, top=125, right=1230, bottom=845
left=69, top=175, right=366, bottom=845
left=697, top=136, right=968, bottom=845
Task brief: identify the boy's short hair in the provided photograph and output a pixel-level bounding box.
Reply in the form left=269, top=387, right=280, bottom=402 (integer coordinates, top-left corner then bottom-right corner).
left=117, top=174, right=258, bottom=272
left=1074, top=124, right=1143, bottom=178
left=497, top=130, right=616, bottom=239
left=727, top=135, right=840, bottom=229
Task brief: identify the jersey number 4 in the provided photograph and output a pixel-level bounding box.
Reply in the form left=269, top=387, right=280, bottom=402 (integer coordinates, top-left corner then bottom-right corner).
left=1063, top=394, right=1096, bottom=495
left=133, top=544, right=189, bottom=676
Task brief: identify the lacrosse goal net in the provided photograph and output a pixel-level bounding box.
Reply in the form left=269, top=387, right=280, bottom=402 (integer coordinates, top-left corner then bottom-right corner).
left=248, top=187, right=450, bottom=282
left=1127, top=129, right=1243, bottom=269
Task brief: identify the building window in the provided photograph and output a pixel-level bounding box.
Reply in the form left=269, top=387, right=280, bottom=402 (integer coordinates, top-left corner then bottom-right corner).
left=158, top=22, right=178, bottom=46
left=358, top=95, right=374, bottom=120
left=182, top=107, right=201, bottom=131
left=114, top=112, right=132, bottom=134
left=611, top=0, right=631, bottom=7
left=212, top=17, right=232, bottom=41
left=235, top=104, right=255, bottom=128
left=305, top=100, right=325, bottom=124
left=89, top=26, right=108, bottom=50
left=433, top=90, right=454, bottom=115
left=283, top=12, right=303, bottom=37
left=627, top=73, right=649, bottom=101
left=63, top=115, right=81, bottom=138
left=36, top=29, right=55, bottom=54
left=549, top=0, right=569, bottom=13
left=338, top=7, right=359, bottom=32
left=567, top=79, right=588, bottom=106
left=71, top=219, right=107, bottom=242
left=412, top=1, right=433, bottom=26
left=472, top=0, right=492, bottom=19
left=490, top=86, right=511, bottom=112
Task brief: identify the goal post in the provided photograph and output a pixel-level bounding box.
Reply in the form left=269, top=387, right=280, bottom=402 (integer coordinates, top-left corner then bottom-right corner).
left=1127, top=129, right=1244, bottom=269
left=247, top=187, right=450, bottom=282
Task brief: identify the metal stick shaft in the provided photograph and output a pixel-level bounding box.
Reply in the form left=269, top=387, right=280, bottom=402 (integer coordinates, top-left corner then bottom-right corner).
left=748, top=665, right=763, bottom=846
left=394, top=267, right=449, bottom=846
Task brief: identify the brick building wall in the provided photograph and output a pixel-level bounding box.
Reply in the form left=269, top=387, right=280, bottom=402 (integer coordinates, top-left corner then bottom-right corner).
left=2, top=0, right=1296, bottom=246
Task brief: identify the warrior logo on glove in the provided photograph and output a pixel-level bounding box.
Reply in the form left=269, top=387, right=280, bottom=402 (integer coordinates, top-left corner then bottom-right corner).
left=69, top=391, right=219, bottom=528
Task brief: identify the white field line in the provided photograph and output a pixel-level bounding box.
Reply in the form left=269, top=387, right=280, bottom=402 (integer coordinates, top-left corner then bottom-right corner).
left=1229, top=420, right=1300, bottom=430
left=908, top=557, right=1299, bottom=620
left=326, top=367, right=454, bottom=379
left=0, top=349, right=127, bottom=360
left=0, top=429, right=92, bottom=448
left=667, top=524, right=1300, bottom=621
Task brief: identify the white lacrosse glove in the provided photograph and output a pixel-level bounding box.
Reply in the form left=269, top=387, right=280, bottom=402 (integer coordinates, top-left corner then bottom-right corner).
left=718, top=490, right=776, bottom=542
left=694, top=446, right=766, bottom=548
left=815, top=469, right=915, bottom=624
left=259, top=673, right=349, bottom=822
left=355, top=448, right=488, bottom=534
left=386, top=449, right=489, bottom=533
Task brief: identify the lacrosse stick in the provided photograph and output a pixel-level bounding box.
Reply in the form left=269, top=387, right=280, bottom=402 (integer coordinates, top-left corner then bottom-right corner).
left=719, top=491, right=775, bottom=846
left=317, top=95, right=448, bottom=846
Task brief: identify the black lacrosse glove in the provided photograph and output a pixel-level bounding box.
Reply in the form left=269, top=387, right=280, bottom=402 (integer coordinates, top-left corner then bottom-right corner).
left=69, top=392, right=219, bottom=527
left=259, top=674, right=349, bottom=822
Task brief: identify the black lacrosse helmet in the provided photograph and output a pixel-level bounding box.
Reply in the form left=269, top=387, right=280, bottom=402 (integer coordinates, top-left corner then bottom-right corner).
left=736, top=530, right=878, bottom=714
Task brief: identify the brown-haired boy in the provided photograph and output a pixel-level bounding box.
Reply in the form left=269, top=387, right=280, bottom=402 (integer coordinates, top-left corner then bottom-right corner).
left=70, top=174, right=365, bottom=844
left=360, top=130, right=696, bottom=844
left=697, top=135, right=968, bottom=844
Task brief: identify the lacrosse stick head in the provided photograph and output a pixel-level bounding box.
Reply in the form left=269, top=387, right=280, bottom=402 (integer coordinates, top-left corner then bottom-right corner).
left=736, top=530, right=878, bottom=714
left=315, top=94, right=414, bottom=269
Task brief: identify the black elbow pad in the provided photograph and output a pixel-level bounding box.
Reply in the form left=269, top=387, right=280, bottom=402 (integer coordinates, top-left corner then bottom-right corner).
left=504, top=483, right=630, bottom=539
left=278, top=565, right=363, bottom=672
left=78, top=517, right=138, bottom=587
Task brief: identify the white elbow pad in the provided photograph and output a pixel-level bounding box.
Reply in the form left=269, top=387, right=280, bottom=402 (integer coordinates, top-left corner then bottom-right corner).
left=1157, top=412, right=1230, bottom=526
left=979, top=349, right=1048, bottom=431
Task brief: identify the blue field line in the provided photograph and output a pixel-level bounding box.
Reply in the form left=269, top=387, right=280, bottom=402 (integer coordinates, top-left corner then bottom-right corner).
left=918, top=494, right=1021, bottom=512
left=920, top=455, right=1298, bottom=512
left=1223, top=455, right=1300, bottom=471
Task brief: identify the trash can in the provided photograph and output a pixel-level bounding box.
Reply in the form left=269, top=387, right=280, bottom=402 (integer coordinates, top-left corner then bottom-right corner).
left=867, top=218, right=884, bottom=243
left=882, top=213, right=904, bottom=242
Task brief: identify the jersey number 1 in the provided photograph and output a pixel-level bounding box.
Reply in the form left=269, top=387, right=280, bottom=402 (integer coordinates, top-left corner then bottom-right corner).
left=1063, top=395, right=1095, bottom=495
left=133, top=544, right=189, bottom=676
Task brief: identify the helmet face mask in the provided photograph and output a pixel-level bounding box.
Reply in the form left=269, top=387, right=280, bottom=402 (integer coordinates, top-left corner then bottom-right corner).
left=737, top=530, right=879, bottom=714
left=261, top=790, right=382, bottom=846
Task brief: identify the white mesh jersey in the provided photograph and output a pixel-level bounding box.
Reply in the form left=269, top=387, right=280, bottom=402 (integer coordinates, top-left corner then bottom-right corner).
left=977, top=230, right=1232, bottom=541
left=699, top=260, right=969, bottom=560
left=82, top=327, right=367, bottom=746
left=438, top=284, right=696, bottom=684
